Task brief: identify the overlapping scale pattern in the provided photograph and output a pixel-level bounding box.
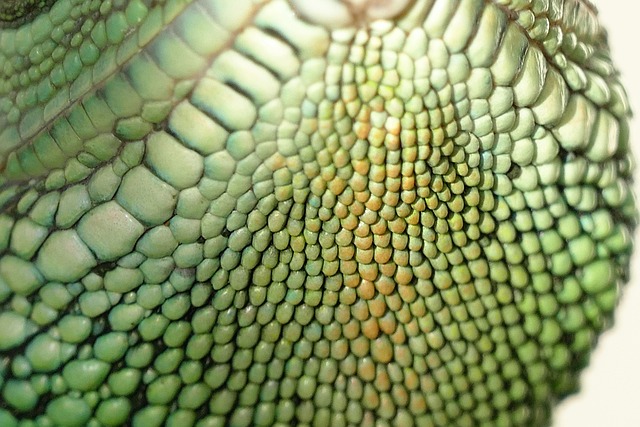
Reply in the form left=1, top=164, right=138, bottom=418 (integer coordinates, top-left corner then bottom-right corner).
left=0, top=0, right=635, bottom=426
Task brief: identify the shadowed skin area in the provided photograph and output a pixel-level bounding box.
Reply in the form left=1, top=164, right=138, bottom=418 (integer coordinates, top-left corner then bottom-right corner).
left=0, top=0, right=636, bottom=426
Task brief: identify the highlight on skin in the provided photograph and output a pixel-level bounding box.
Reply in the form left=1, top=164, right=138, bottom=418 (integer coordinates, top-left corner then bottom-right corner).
left=290, top=0, right=414, bottom=28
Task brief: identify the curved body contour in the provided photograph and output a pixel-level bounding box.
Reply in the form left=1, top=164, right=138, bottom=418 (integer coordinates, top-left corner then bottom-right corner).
left=0, top=0, right=636, bottom=426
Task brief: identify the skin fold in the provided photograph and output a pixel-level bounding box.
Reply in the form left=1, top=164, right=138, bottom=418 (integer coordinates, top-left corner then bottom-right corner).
left=0, top=0, right=635, bottom=426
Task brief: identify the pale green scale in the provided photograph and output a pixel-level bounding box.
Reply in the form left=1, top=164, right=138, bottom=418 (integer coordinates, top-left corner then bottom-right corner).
left=36, top=229, right=96, bottom=282
left=116, top=166, right=177, bottom=226
left=146, top=132, right=204, bottom=189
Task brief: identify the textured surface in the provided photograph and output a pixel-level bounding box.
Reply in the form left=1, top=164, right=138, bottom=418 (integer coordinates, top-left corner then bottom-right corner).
left=0, top=0, right=636, bottom=426
left=553, top=4, right=640, bottom=425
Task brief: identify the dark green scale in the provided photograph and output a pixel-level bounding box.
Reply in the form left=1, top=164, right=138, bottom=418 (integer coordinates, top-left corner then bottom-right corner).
left=0, top=0, right=53, bottom=23
left=0, top=0, right=635, bottom=426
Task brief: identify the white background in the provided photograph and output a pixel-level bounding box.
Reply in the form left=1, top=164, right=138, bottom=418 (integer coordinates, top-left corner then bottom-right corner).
left=553, top=1, right=640, bottom=426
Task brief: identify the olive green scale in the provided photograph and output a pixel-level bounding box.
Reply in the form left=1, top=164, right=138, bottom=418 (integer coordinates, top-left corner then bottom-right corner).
left=0, top=0, right=635, bottom=426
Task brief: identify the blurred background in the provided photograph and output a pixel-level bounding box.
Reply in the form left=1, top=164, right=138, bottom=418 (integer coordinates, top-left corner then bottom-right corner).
left=553, top=1, right=640, bottom=426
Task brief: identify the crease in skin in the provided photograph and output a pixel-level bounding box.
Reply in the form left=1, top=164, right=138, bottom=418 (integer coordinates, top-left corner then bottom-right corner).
left=0, top=0, right=56, bottom=23
left=0, top=0, right=635, bottom=426
left=0, top=0, right=201, bottom=171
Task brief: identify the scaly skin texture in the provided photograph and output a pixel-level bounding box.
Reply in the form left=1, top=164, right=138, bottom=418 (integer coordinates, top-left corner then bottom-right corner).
left=0, top=0, right=636, bottom=426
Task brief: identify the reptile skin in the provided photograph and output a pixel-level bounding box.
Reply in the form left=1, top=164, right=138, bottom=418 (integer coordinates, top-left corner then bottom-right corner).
left=0, top=0, right=635, bottom=426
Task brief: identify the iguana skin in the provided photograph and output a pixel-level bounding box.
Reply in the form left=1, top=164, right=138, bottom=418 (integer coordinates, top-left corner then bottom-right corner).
left=0, top=0, right=635, bottom=426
